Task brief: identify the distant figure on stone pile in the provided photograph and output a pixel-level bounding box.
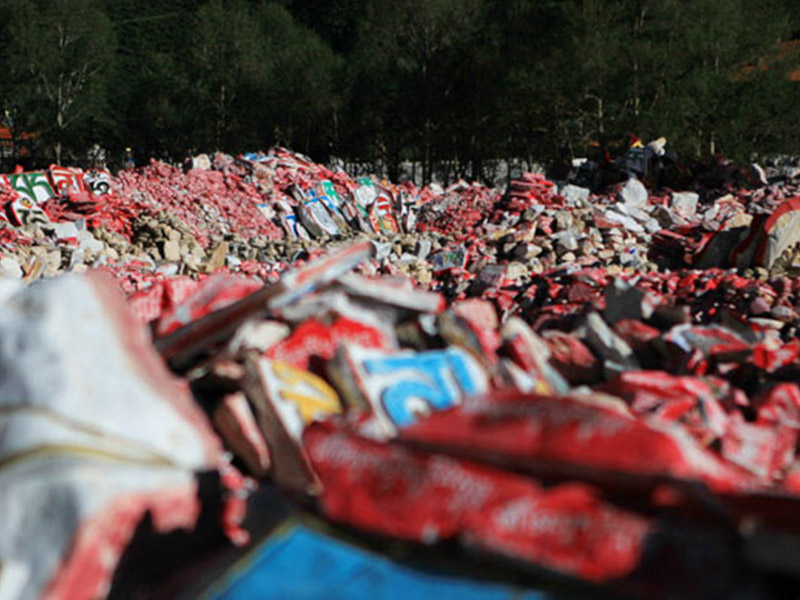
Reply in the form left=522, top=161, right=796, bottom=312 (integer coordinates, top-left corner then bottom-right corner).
left=87, top=143, right=107, bottom=170
left=182, top=148, right=196, bottom=173
left=644, top=137, right=679, bottom=188
left=123, top=147, right=135, bottom=171
left=563, top=134, right=684, bottom=191
left=619, top=135, right=680, bottom=188
left=647, top=136, right=667, bottom=157
left=622, top=135, right=647, bottom=178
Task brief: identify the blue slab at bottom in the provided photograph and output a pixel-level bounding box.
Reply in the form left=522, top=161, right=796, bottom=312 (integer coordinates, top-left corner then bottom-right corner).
left=209, top=526, right=549, bottom=600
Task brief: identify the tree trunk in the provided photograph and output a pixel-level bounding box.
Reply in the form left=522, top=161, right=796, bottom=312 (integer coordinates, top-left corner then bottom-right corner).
left=217, top=84, right=227, bottom=149
left=56, top=98, right=64, bottom=165
left=632, top=5, right=647, bottom=119
left=332, top=108, right=339, bottom=157
left=423, top=117, right=431, bottom=184
left=597, top=96, right=604, bottom=135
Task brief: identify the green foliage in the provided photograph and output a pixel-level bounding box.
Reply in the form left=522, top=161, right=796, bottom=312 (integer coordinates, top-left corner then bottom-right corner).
left=347, top=0, right=487, bottom=179
left=0, top=0, right=116, bottom=162
left=0, top=0, right=797, bottom=175
left=190, top=0, right=264, bottom=149
left=107, top=0, right=196, bottom=159
left=252, top=1, right=341, bottom=155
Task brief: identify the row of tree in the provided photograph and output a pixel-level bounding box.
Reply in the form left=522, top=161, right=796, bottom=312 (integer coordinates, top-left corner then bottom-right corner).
left=0, top=0, right=799, bottom=181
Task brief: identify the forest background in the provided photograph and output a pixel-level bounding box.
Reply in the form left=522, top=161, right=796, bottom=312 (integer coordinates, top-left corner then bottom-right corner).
left=1, top=0, right=800, bottom=182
